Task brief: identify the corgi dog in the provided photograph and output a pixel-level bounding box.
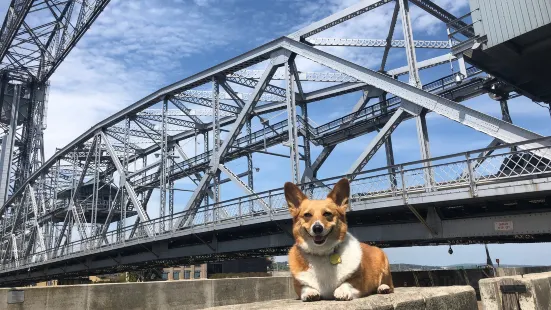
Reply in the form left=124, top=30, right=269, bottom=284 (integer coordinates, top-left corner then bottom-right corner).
left=285, top=178, right=394, bottom=301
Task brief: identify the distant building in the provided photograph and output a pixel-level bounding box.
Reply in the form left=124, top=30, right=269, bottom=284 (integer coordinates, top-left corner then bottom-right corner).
left=207, top=257, right=270, bottom=275
left=162, top=264, right=208, bottom=280
left=31, top=258, right=271, bottom=286
left=33, top=278, right=92, bottom=286
left=161, top=257, right=271, bottom=281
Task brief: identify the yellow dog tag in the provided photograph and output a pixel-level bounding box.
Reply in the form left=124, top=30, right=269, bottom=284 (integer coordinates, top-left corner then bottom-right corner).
left=330, top=253, right=342, bottom=265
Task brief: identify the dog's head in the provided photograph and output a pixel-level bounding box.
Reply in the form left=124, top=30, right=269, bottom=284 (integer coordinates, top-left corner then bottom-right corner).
left=284, top=178, right=350, bottom=255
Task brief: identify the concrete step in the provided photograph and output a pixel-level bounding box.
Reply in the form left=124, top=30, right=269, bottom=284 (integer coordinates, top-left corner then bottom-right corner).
left=204, top=286, right=478, bottom=310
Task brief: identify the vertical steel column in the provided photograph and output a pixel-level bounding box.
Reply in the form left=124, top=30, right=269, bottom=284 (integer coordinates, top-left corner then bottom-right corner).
left=399, top=0, right=422, bottom=88
left=212, top=77, right=220, bottom=223
left=0, top=76, right=7, bottom=241
left=499, top=99, right=513, bottom=123
left=0, top=73, right=8, bottom=117
left=246, top=120, right=253, bottom=190
left=203, top=131, right=209, bottom=222
left=117, top=118, right=130, bottom=241
left=301, top=102, right=314, bottom=196
left=91, top=133, right=101, bottom=236
left=285, top=61, right=300, bottom=184
left=499, top=98, right=516, bottom=152
left=416, top=110, right=434, bottom=190
left=0, top=83, right=21, bottom=206
left=17, top=82, right=36, bottom=186
left=380, top=93, right=397, bottom=191
left=123, top=118, right=130, bottom=228
left=381, top=2, right=400, bottom=72
left=301, top=103, right=312, bottom=171
left=168, top=178, right=174, bottom=228
left=457, top=54, right=467, bottom=78
left=159, top=97, right=168, bottom=232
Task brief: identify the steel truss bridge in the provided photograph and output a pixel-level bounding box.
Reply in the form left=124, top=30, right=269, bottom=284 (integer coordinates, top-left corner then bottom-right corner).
left=0, top=0, right=550, bottom=286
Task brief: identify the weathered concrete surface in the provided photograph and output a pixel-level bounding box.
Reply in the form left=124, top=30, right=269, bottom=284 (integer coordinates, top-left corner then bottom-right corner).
left=391, top=266, right=551, bottom=300
left=0, top=277, right=295, bottom=310
left=480, top=271, right=551, bottom=310
left=204, top=286, right=478, bottom=310
left=495, top=266, right=551, bottom=277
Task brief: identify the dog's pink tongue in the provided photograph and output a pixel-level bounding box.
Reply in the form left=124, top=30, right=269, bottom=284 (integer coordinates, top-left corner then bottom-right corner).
left=314, top=235, right=324, bottom=242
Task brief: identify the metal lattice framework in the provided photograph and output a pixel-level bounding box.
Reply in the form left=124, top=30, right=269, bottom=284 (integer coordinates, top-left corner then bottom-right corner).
left=0, top=0, right=549, bottom=285
left=0, top=0, right=113, bottom=231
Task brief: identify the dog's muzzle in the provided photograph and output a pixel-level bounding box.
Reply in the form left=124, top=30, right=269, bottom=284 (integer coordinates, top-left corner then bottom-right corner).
left=309, top=223, right=332, bottom=245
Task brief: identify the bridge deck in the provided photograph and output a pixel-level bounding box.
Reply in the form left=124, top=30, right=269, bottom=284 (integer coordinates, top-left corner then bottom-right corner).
left=0, top=137, right=550, bottom=285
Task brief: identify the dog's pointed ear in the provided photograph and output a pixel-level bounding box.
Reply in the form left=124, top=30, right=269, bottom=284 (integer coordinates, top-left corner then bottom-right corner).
left=284, top=182, right=307, bottom=217
left=327, top=178, right=350, bottom=211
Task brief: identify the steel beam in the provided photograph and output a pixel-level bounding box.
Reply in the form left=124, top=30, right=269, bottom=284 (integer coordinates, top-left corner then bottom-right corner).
left=409, top=0, right=474, bottom=37
left=218, top=164, right=269, bottom=211
left=159, top=98, right=168, bottom=231
left=381, top=1, right=400, bottom=71
left=285, top=59, right=300, bottom=183
left=0, top=0, right=33, bottom=63
left=387, top=54, right=456, bottom=77
left=100, top=131, right=154, bottom=237
left=399, top=0, right=421, bottom=88
left=281, top=39, right=551, bottom=158
left=288, top=0, right=392, bottom=40
left=346, top=108, right=405, bottom=177
left=307, top=38, right=451, bottom=49
left=306, top=89, right=374, bottom=181
left=173, top=60, right=279, bottom=231
left=27, top=184, right=46, bottom=258
left=0, top=84, right=20, bottom=206
left=169, top=98, right=204, bottom=125
left=302, top=83, right=377, bottom=103
left=137, top=114, right=197, bottom=129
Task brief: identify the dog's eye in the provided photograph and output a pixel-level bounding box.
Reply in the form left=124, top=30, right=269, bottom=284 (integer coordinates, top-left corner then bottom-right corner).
left=323, top=212, right=333, bottom=218
left=303, top=212, right=312, bottom=219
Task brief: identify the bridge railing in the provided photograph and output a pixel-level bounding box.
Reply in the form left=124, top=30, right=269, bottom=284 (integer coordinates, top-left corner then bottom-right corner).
left=1, top=137, right=551, bottom=272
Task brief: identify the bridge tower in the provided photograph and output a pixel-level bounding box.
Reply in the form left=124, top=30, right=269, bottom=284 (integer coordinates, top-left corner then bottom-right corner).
left=0, top=0, right=110, bottom=206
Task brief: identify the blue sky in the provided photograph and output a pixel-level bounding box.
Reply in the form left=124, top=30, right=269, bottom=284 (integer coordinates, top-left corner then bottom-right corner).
left=2, top=0, right=551, bottom=266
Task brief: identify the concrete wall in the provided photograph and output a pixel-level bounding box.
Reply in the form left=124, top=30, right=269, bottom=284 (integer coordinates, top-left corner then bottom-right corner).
left=0, top=278, right=478, bottom=310
left=480, top=271, right=551, bottom=310
left=494, top=266, right=551, bottom=277
left=391, top=266, right=551, bottom=299
left=0, top=277, right=295, bottom=310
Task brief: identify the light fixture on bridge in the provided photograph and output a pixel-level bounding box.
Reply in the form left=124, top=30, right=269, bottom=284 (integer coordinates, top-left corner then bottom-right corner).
left=448, top=245, right=453, bottom=255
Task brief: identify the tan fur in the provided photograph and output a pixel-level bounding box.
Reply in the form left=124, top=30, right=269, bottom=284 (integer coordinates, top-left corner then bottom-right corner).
left=286, top=178, right=394, bottom=301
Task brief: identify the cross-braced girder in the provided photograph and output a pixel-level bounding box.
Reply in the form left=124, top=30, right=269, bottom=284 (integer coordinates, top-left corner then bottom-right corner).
left=0, top=0, right=111, bottom=82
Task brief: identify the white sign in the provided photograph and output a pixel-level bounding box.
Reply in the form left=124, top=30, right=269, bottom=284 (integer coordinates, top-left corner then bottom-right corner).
left=7, top=290, right=24, bottom=304
left=494, top=221, right=514, bottom=231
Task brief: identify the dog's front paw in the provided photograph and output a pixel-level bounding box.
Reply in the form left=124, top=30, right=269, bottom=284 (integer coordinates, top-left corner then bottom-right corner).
left=334, top=282, right=359, bottom=301
left=377, top=284, right=391, bottom=294
left=301, top=287, right=320, bottom=302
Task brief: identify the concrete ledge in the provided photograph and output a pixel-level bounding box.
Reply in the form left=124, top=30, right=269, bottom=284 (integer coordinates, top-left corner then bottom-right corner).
left=204, top=286, right=478, bottom=310
left=480, top=271, right=551, bottom=310
left=0, top=277, right=296, bottom=310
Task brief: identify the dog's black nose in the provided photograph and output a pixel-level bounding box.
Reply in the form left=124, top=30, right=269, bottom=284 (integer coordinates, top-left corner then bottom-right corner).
left=312, top=223, right=323, bottom=234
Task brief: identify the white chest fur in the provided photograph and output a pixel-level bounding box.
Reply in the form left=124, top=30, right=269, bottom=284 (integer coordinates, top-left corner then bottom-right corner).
left=295, top=232, right=362, bottom=299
